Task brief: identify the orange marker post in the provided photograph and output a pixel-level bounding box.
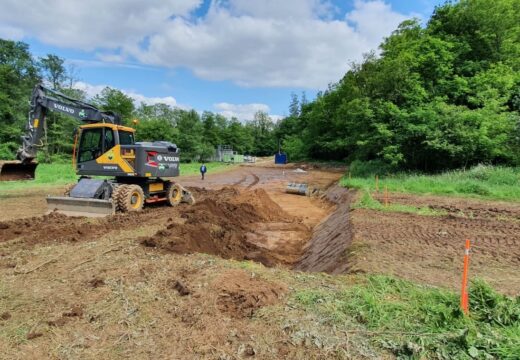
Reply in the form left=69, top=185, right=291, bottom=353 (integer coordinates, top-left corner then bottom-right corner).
left=460, top=239, right=471, bottom=315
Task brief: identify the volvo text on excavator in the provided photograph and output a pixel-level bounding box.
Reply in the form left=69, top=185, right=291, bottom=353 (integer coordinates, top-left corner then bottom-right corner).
left=0, top=84, right=194, bottom=216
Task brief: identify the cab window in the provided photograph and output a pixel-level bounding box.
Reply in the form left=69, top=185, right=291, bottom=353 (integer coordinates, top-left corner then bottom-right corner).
left=104, top=128, right=115, bottom=151
left=78, top=128, right=103, bottom=162
left=119, top=131, right=135, bottom=145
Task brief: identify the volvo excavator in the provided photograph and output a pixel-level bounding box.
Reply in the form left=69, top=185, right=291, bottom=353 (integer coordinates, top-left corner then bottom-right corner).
left=0, top=84, right=194, bottom=216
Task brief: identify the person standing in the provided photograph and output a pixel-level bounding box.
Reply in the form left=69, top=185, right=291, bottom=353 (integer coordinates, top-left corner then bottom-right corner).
left=200, top=163, right=207, bottom=180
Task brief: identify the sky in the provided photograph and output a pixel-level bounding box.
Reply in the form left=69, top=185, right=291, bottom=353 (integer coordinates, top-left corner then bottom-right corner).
left=0, top=0, right=444, bottom=121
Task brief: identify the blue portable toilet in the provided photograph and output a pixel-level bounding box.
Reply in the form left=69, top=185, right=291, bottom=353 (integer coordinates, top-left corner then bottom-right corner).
left=274, top=152, right=287, bottom=164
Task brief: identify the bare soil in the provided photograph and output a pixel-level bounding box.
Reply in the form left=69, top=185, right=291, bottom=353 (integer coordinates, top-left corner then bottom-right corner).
left=1, top=162, right=520, bottom=358
left=351, top=192, right=520, bottom=296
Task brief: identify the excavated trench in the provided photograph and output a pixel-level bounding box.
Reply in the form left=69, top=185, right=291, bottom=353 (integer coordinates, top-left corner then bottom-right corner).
left=0, top=184, right=354, bottom=273
left=294, top=186, right=354, bottom=273
left=137, top=184, right=354, bottom=272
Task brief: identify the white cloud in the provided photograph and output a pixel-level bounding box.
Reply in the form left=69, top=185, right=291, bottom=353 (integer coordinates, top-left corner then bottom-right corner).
left=0, top=0, right=202, bottom=50
left=214, top=102, right=281, bottom=121
left=1, top=0, right=414, bottom=89
left=73, top=81, right=177, bottom=108
left=346, top=0, right=410, bottom=43
left=133, top=0, right=414, bottom=88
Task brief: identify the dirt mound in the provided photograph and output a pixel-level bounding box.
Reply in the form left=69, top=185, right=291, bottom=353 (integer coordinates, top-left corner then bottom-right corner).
left=212, top=270, right=286, bottom=318
left=230, top=188, right=288, bottom=221
left=140, top=188, right=291, bottom=266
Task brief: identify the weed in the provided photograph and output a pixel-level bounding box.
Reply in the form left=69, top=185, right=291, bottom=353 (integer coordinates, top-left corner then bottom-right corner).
left=293, top=276, right=520, bottom=359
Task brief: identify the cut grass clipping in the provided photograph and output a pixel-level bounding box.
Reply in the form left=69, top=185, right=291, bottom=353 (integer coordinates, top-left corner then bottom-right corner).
left=293, top=276, right=520, bottom=359
left=342, top=165, right=520, bottom=202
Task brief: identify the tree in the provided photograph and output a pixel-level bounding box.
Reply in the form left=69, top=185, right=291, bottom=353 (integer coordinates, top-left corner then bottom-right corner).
left=289, top=92, right=299, bottom=117
left=92, top=87, right=135, bottom=124
left=275, top=0, right=520, bottom=170
left=39, top=54, right=66, bottom=90
left=0, top=39, right=40, bottom=159
left=248, top=111, right=277, bottom=156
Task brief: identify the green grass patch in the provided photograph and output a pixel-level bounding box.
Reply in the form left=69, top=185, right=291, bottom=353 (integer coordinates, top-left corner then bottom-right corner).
left=179, top=161, right=236, bottom=176
left=343, top=165, right=520, bottom=202
left=353, top=190, right=445, bottom=216
left=293, top=276, right=520, bottom=359
left=0, top=161, right=236, bottom=193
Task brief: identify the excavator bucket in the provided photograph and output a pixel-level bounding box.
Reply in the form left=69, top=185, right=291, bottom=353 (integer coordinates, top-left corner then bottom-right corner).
left=0, top=161, right=38, bottom=181
left=46, top=196, right=116, bottom=217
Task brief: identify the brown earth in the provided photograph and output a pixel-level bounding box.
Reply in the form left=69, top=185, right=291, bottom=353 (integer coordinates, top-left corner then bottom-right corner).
left=139, top=187, right=305, bottom=266
left=212, top=269, right=287, bottom=318
left=1, top=162, right=520, bottom=358
left=350, top=192, right=520, bottom=296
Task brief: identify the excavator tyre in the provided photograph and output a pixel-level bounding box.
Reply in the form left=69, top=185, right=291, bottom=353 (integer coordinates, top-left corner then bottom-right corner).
left=0, top=161, right=38, bottom=181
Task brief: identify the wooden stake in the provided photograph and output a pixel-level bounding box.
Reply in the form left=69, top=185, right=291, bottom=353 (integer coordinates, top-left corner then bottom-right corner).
left=460, top=239, right=471, bottom=315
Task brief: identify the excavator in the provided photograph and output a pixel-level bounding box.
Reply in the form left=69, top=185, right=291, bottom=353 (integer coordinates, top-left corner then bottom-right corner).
left=0, top=84, right=194, bottom=216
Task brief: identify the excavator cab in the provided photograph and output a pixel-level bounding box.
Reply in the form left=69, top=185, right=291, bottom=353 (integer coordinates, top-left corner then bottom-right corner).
left=73, top=123, right=137, bottom=177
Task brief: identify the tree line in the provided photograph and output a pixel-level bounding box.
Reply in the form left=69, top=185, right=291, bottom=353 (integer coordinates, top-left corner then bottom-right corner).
left=0, top=40, right=279, bottom=162
left=277, top=0, right=520, bottom=172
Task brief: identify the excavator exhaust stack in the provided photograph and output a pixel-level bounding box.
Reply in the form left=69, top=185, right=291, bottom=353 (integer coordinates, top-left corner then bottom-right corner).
left=0, top=161, right=38, bottom=181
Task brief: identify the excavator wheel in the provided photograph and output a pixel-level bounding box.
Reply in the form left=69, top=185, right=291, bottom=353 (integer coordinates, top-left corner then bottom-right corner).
left=118, top=184, right=145, bottom=212
left=111, top=185, right=123, bottom=211
left=166, top=182, right=183, bottom=206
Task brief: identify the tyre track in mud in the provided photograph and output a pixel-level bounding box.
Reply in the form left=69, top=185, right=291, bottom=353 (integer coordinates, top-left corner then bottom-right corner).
left=246, top=172, right=260, bottom=189
left=350, top=208, right=520, bottom=295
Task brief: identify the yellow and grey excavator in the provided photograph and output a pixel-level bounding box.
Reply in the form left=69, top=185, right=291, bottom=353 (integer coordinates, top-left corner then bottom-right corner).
left=0, top=84, right=194, bottom=216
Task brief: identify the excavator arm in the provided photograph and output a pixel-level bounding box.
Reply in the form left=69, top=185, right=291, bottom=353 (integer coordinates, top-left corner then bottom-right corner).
left=0, top=84, right=122, bottom=180
left=17, top=84, right=121, bottom=163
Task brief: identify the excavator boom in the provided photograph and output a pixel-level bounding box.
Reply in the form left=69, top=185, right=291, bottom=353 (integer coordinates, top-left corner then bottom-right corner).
left=0, top=84, right=120, bottom=181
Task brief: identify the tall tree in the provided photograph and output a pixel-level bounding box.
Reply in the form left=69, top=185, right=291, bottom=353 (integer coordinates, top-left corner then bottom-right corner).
left=39, top=54, right=66, bottom=89
left=92, top=87, right=135, bottom=125
left=0, top=39, right=40, bottom=159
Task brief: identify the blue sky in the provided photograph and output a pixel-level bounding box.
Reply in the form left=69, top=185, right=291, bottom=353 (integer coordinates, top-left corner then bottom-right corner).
left=0, top=0, right=444, bottom=120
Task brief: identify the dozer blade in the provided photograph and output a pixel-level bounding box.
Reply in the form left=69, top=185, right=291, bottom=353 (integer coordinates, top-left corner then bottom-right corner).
left=46, top=196, right=115, bottom=217
left=0, top=161, right=38, bottom=181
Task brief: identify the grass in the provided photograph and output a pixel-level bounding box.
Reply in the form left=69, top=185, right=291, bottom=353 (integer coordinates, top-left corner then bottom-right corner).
left=0, top=161, right=235, bottom=193
left=293, top=275, right=520, bottom=359
left=353, top=189, right=446, bottom=216
left=342, top=165, right=520, bottom=202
